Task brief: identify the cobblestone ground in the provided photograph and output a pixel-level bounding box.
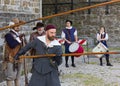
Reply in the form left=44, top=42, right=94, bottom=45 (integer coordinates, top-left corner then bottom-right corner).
left=1, top=55, right=120, bottom=86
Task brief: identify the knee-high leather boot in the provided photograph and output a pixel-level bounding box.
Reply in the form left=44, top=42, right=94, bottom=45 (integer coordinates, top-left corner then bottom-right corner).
left=106, top=56, right=113, bottom=66
left=71, top=56, right=76, bottom=67
left=65, top=56, right=69, bottom=67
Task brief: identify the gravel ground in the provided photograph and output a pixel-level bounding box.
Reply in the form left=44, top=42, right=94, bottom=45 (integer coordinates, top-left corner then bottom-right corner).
left=59, top=56, right=120, bottom=86
left=1, top=55, right=120, bottom=86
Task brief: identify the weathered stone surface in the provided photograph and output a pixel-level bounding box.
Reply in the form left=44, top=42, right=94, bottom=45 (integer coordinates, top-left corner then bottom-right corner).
left=42, top=1, right=120, bottom=47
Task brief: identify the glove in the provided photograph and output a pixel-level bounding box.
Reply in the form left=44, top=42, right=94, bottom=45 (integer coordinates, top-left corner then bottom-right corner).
left=14, top=55, right=19, bottom=60
left=54, top=54, right=62, bottom=66
left=19, top=33, right=25, bottom=39
left=19, top=33, right=25, bottom=41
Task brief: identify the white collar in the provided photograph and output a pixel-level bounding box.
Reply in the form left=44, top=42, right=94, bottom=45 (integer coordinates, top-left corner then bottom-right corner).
left=66, top=26, right=72, bottom=29
left=11, top=29, right=20, bottom=36
left=101, top=32, right=105, bottom=34
left=37, top=35, right=61, bottom=47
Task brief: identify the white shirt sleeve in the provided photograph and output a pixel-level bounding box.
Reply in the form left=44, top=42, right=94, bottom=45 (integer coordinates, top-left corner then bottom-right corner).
left=61, top=31, right=65, bottom=38
left=105, top=33, right=108, bottom=40
left=97, top=33, right=108, bottom=41
left=74, top=30, right=77, bottom=36
left=16, top=37, right=21, bottom=43
left=97, top=33, right=100, bottom=41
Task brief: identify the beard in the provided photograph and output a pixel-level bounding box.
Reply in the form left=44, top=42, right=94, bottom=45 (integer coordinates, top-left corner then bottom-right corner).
left=38, top=30, right=44, bottom=35
left=47, top=35, right=55, bottom=41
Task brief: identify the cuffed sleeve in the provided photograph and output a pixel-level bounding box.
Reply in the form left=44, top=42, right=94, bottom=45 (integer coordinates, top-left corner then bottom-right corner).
left=14, top=39, right=37, bottom=60
left=54, top=46, right=63, bottom=66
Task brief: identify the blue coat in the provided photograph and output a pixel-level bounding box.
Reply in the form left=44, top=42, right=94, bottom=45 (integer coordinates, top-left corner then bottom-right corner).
left=5, top=30, right=20, bottom=48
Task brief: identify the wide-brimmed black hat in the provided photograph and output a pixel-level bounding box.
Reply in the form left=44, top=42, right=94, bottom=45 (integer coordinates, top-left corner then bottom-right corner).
left=33, top=22, right=44, bottom=30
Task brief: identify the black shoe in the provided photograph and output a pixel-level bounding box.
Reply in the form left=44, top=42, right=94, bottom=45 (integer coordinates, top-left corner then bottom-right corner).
left=71, top=64, right=76, bottom=67
left=107, top=63, right=113, bottom=66
left=65, top=64, right=69, bottom=67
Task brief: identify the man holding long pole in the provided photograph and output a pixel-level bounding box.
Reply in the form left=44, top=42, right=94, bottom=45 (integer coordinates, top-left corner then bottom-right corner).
left=14, top=24, right=63, bottom=86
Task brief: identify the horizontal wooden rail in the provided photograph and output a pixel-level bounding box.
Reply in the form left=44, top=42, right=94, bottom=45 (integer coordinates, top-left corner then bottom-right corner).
left=0, top=0, right=120, bottom=31
left=20, top=51, right=120, bottom=59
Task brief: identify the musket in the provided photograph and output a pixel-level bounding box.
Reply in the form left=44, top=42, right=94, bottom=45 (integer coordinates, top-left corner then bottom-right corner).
left=20, top=51, right=120, bottom=59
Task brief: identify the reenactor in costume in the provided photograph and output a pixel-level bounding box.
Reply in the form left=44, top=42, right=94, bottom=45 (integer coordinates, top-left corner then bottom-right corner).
left=14, top=24, right=63, bottom=86
left=29, top=22, right=45, bottom=55
left=61, top=20, right=78, bottom=67
left=29, top=22, right=45, bottom=72
left=3, top=18, right=26, bottom=86
left=97, top=26, right=113, bottom=66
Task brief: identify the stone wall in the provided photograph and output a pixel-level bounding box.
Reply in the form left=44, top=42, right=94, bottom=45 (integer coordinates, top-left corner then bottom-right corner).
left=43, top=1, right=120, bottom=48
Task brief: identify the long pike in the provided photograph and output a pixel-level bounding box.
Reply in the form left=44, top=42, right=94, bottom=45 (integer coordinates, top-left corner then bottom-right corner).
left=0, top=0, right=120, bottom=31
left=20, top=51, right=120, bottom=59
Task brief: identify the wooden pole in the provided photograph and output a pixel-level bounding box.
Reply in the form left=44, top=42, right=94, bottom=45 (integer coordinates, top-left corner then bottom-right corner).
left=0, top=0, right=120, bottom=31
left=22, top=37, right=28, bottom=86
left=23, top=58, right=28, bottom=86
left=20, top=51, right=120, bottom=59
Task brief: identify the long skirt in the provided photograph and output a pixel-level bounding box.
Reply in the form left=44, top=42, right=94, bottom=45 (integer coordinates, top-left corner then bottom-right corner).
left=28, top=68, right=61, bottom=86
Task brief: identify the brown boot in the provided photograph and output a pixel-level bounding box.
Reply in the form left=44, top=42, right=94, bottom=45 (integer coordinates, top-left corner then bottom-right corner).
left=7, top=80, right=13, bottom=86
